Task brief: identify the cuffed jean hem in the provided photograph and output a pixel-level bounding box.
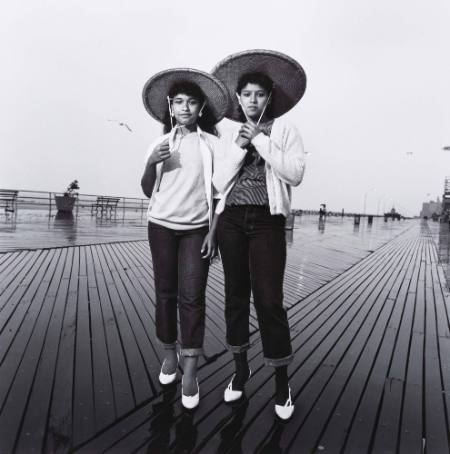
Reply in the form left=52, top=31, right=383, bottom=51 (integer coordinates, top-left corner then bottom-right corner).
left=226, top=342, right=251, bottom=354
left=162, top=341, right=177, bottom=350
left=264, top=354, right=294, bottom=367
left=180, top=348, right=204, bottom=357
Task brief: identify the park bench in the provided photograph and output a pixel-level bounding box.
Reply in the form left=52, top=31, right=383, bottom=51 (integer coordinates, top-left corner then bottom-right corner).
left=90, top=196, right=120, bottom=218
left=0, top=189, right=18, bottom=212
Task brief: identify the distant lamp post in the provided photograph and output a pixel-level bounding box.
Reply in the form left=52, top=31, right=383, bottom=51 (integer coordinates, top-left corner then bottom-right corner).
left=382, top=197, right=394, bottom=214
left=377, top=195, right=386, bottom=216
left=363, top=188, right=376, bottom=215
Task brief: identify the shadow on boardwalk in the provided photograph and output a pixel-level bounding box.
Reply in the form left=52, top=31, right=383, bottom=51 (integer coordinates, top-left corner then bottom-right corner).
left=0, top=217, right=449, bottom=453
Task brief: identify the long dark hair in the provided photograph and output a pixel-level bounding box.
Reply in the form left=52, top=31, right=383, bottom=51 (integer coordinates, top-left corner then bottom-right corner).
left=162, top=81, right=218, bottom=135
left=236, top=72, right=274, bottom=123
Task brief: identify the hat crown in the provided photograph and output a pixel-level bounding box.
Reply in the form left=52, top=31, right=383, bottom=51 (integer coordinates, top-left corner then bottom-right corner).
left=212, top=49, right=306, bottom=120
left=143, top=68, right=230, bottom=124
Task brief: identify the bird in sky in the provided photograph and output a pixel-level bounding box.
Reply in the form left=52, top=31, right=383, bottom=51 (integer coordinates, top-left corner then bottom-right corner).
left=107, top=119, right=133, bottom=132
left=406, top=152, right=413, bottom=156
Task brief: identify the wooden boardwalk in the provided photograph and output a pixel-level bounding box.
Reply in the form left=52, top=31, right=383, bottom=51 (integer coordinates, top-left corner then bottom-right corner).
left=0, top=219, right=449, bottom=453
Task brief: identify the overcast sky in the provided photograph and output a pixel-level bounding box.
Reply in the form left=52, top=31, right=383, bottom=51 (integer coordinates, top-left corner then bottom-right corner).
left=1, top=0, right=449, bottom=216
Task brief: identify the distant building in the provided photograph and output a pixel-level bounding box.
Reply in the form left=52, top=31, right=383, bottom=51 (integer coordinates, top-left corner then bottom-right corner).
left=443, top=177, right=450, bottom=217
left=420, top=197, right=441, bottom=219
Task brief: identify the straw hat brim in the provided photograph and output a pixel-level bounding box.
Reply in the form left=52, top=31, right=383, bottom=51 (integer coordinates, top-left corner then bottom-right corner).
left=142, top=68, right=230, bottom=123
left=211, top=49, right=307, bottom=121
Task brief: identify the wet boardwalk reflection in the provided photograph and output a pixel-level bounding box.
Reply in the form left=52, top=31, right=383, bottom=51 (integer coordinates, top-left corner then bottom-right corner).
left=0, top=210, right=147, bottom=253
left=0, top=216, right=449, bottom=453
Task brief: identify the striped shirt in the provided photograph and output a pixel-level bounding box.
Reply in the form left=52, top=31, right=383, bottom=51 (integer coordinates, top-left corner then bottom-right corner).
left=226, top=121, right=273, bottom=207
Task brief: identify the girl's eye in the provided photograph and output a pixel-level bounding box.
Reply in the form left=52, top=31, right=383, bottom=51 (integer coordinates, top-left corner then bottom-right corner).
left=173, top=99, right=183, bottom=104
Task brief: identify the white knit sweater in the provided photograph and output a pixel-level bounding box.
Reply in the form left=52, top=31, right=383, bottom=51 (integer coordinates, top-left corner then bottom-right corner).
left=145, top=126, right=221, bottom=227
left=213, top=118, right=306, bottom=217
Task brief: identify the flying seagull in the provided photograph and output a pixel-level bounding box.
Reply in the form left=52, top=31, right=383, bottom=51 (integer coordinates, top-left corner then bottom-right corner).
left=443, top=146, right=450, bottom=151
left=107, top=119, right=133, bottom=132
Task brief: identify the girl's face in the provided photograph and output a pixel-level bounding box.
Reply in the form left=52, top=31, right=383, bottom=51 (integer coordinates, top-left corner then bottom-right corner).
left=238, top=83, right=270, bottom=120
left=171, top=93, right=203, bottom=127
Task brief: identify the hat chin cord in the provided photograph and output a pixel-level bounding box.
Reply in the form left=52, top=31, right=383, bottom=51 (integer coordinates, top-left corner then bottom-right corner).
left=198, top=101, right=206, bottom=118
left=167, top=96, right=175, bottom=130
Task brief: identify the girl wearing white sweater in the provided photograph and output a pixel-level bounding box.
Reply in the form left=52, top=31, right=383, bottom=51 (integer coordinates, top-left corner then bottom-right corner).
left=141, top=69, right=228, bottom=409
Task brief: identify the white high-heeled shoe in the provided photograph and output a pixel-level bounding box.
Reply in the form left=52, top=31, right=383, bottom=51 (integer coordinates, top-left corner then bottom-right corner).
left=181, top=377, right=199, bottom=409
left=224, top=369, right=252, bottom=403
left=158, top=353, right=179, bottom=385
left=275, top=386, right=294, bottom=420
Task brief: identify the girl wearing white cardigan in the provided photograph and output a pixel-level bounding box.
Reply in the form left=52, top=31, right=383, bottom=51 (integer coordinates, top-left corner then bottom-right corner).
left=212, top=51, right=307, bottom=420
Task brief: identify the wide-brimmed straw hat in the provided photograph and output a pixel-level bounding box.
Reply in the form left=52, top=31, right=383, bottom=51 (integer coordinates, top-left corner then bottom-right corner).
left=142, top=68, right=230, bottom=123
left=211, top=49, right=307, bottom=121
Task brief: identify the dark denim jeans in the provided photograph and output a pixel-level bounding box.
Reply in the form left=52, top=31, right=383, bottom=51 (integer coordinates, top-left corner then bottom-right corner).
left=217, top=205, right=293, bottom=367
left=148, top=222, right=209, bottom=357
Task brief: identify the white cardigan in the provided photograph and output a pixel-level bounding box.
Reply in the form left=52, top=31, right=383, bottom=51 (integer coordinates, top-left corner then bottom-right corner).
left=213, top=118, right=306, bottom=217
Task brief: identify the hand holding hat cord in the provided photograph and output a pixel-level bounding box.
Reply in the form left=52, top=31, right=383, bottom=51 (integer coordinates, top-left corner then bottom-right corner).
left=235, top=90, right=272, bottom=148
left=147, top=139, right=171, bottom=166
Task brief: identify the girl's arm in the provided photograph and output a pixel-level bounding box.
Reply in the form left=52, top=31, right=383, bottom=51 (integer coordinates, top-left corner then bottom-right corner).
left=140, top=161, right=157, bottom=198
left=251, top=123, right=306, bottom=186
left=201, top=209, right=220, bottom=259
left=140, top=137, right=170, bottom=198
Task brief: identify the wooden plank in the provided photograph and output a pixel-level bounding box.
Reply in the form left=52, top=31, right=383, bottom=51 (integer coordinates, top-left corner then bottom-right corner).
left=331, top=238, right=421, bottom=453
left=110, top=242, right=164, bottom=374
left=0, top=250, right=46, bottom=332
left=0, top=251, right=25, bottom=283
left=85, top=245, right=117, bottom=429
left=371, top=241, right=425, bottom=453
left=15, top=248, right=73, bottom=453
left=0, top=251, right=12, bottom=267
left=422, top=240, right=450, bottom=454
left=397, top=237, right=426, bottom=454
left=0, top=251, right=29, bottom=294
left=45, top=246, right=80, bottom=453
left=72, top=246, right=96, bottom=445
left=0, top=250, right=55, bottom=398
left=99, top=242, right=154, bottom=402
left=0, top=248, right=64, bottom=452
left=3, top=220, right=445, bottom=453
left=88, top=245, right=135, bottom=417
left=289, top=238, right=420, bottom=453
left=430, top=247, right=450, bottom=441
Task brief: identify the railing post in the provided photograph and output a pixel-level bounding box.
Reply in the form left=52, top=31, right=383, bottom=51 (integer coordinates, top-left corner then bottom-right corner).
left=49, top=192, right=52, bottom=217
